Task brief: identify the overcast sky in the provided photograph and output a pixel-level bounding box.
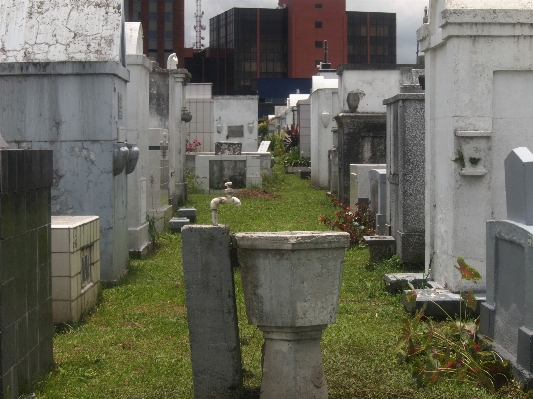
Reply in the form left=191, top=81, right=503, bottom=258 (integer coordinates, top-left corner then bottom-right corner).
left=183, top=0, right=429, bottom=64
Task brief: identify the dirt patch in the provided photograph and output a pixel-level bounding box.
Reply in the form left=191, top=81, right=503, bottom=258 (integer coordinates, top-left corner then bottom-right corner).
left=236, top=189, right=282, bottom=199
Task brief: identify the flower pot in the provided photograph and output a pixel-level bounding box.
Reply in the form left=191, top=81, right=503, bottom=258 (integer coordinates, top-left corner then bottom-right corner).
left=234, top=231, right=350, bottom=399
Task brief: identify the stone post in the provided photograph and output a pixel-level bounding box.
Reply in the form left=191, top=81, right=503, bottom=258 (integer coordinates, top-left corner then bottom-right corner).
left=181, top=225, right=242, bottom=398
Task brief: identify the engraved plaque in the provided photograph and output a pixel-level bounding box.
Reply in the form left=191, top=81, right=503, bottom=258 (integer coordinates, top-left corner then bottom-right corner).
left=257, top=141, right=271, bottom=152
left=227, top=125, right=244, bottom=138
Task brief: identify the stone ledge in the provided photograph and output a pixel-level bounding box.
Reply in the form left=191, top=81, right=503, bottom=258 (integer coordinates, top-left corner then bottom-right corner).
left=403, top=286, right=486, bottom=318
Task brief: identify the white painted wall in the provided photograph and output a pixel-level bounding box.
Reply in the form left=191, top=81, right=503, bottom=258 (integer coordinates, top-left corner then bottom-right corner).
left=213, top=96, right=259, bottom=152
left=419, top=0, right=533, bottom=291
left=310, top=87, right=338, bottom=189
left=0, top=0, right=124, bottom=63
left=337, top=69, right=403, bottom=113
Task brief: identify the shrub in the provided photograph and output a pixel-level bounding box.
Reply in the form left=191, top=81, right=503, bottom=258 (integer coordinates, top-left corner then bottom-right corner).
left=318, top=192, right=375, bottom=245
left=398, top=258, right=514, bottom=393
left=282, top=147, right=310, bottom=167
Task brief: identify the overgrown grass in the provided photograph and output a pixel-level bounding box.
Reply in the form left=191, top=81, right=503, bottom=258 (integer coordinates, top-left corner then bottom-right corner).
left=31, top=166, right=528, bottom=398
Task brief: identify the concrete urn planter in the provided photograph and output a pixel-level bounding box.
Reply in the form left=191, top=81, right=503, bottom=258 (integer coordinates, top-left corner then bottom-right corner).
left=233, top=231, right=350, bottom=399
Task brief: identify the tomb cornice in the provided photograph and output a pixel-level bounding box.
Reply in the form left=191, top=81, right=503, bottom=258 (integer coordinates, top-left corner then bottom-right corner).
left=126, top=55, right=153, bottom=72
left=383, top=93, right=425, bottom=105
left=0, top=61, right=130, bottom=82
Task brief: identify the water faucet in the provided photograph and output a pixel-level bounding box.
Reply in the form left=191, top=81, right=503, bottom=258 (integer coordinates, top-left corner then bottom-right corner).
left=210, top=182, right=241, bottom=226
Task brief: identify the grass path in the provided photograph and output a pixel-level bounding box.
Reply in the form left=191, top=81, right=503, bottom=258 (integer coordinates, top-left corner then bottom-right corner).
left=33, top=170, right=525, bottom=398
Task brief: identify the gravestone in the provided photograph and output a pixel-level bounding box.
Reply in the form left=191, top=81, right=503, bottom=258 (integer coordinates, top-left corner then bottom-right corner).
left=418, top=0, right=533, bottom=292
left=384, top=76, right=425, bottom=263
left=335, top=113, right=386, bottom=205
left=481, top=147, right=533, bottom=387
left=125, top=22, right=152, bottom=256
left=0, top=0, right=129, bottom=281
left=0, top=149, right=54, bottom=399
left=257, top=141, right=271, bottom=152
left=349, top=164, right=386, bottom=208
left=369, top=169, right=387, bottom=235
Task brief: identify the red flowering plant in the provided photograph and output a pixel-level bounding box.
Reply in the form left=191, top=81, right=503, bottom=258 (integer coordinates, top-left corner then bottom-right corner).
left=186, top=138, right=201, bottom=153
left=399, top=258, right=513, bottom=392
left=318, top=192, right=375, bottom=246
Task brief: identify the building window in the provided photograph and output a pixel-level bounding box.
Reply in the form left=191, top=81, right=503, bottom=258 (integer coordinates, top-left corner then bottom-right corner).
left=315, top=4, right=323, bottom=8
left=315, top=21, right=323, bottom=28
left=315, top=41, right=323, bottom=48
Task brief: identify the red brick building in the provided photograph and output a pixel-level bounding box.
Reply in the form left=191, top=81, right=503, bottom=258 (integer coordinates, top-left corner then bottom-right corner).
left=283, top=0, right=348, bottom=78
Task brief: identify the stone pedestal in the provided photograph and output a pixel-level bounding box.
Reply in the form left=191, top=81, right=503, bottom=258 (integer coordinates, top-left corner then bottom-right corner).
left=335, top=113, right=386, bottom=205
left=364, top=236, right=395, bottom=263
left=260, top=326, right=328, bottom=399
left=234, top=231, right=350, bottom=399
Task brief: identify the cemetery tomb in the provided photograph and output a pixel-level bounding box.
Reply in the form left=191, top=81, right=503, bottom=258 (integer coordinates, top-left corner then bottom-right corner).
left=51, top=216, right=100, bottom=324
left=417, top=0, right=533, bottom=292
left=0, top=0, right=130, bottom=281
left=125, top=22, right=153, bottom=256
left=384, top=76, right=425, bottom=263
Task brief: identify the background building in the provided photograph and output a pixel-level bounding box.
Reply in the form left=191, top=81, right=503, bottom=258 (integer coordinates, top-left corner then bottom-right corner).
left=124, top=0, right=186, bottom=68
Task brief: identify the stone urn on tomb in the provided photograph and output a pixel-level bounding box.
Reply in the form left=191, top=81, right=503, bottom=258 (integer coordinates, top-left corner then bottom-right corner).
left=233, top=231, right=350, bottom=399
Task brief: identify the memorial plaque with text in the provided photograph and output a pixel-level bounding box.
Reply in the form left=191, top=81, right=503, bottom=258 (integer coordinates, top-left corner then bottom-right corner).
left=227, top=125, right=244, bottom=138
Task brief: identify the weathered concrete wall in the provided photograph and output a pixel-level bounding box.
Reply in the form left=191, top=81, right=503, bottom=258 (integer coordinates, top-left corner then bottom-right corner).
left=213, top=96, right=259, bottom=153
left=0, top=61, right=130, bottom=282
left=0, top=0, right=125, bottom=64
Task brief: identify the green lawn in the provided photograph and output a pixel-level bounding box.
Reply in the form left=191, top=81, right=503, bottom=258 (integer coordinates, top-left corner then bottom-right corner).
left=32, top=167, right=527, bottom=398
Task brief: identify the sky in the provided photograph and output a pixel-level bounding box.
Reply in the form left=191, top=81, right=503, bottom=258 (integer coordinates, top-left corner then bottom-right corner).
left=183, top=0, right=430, bottom=64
